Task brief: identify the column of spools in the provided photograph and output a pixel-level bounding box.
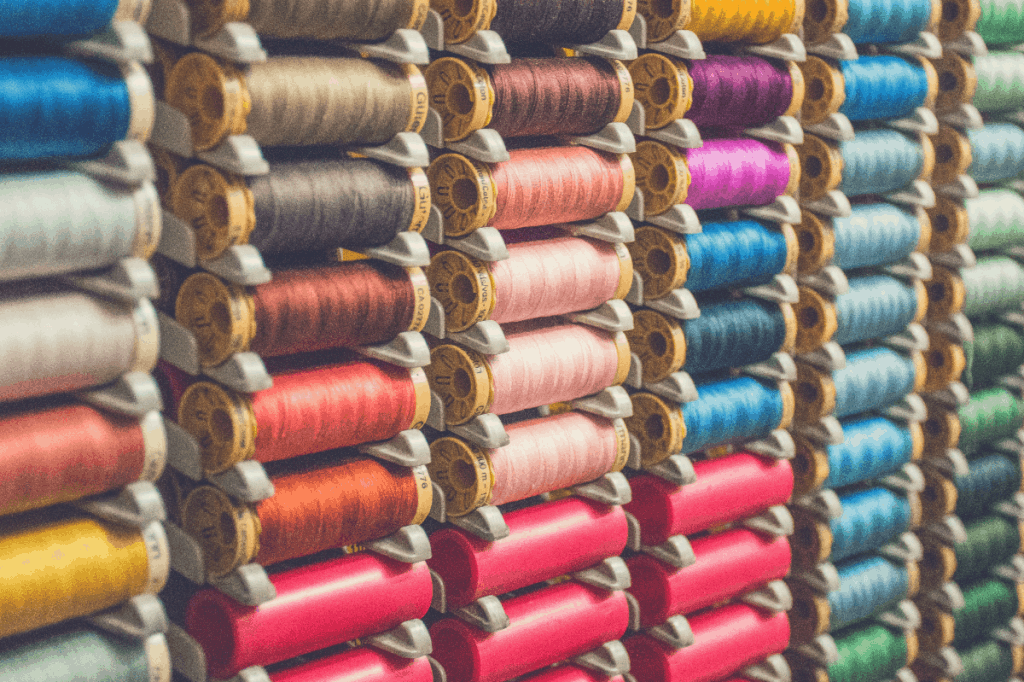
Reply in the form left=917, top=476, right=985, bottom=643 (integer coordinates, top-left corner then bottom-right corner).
left=619, top=3, right=808, bottom=681
left=422, top=4, right=641, bottom=681
left=0, top=4, right=177, bottom=682
left=787, top=4, right=947, bottom=682
left=141, top=3, right=444, bottom=681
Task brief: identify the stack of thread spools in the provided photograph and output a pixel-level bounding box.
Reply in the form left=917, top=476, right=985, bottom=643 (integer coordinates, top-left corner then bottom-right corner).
left=910, top=5, right=1024, bottom=682
left=0, top=3, right=174, bottom=682
left=787, top=0, right=950, bottom=680
left=142, top=1, right=443, bottom=681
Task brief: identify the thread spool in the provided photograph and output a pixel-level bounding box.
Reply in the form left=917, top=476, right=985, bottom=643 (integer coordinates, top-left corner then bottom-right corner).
left=428, top=147, right=633, bottom=237
left=964, top=322, right=1024, bottom=390
left=680, top=376, right=795, bottom=454
left=2, top=0, right=152, bottom=36
left=186, top=553, right=432, bottom=679
left=936, top=0, right=981, bottom=40
left=0, top=170, right=160, bottom=282
left=426, top=57, right=633, bottom=142
left=0, top=405, right=165, bottom=518
left=918, top=602, right=957, bottom=652
left=177, top=263, right=429, bottom=367
left=629, top=54, right=803, bottom=131
left=165, top=54, right=427, bottom=152
left=965, top=123, right=1024, bottom=183
left=0, top=285, right=158, bottom=404
left=964, top=189, right=1024, bottom=254
left=178, top=360, right=429, bottom=475
left=190, top=0, right=427, bottom=39
left=976, top=0, right=1024, bottom=45
left=0, top=624, right=167, bottom=682
left=922, top=465, right=959, bottom=523
left=0, top=508, right=168, bottom=638
left=956, top=515, right=1024, bottom=584
left=973, top=51, right=1024, bottom=112
left=628, top=529, right=791, bottom=627
left=0, top=56, right=153, bottom=161
left=625, top=393, right=685, bottom=469
left=933, top=52, right=978, bottom=112
left=674, top=0, right=802, bottom=43
left=269, top=646, right=432, bottom=682
left=820, top=623, right=916, bottom=682
left=920, top=536, right=958, bottom=589
left=519, top=666, right=624, bottom=682
left=799, top=55, right=936, bottom=125
left=925, top=266, right=967, bottom=320
left=957, top=386, right=1024, bottom=457
left=633, top=138, right=798, bottom=216
left=430, top=581, right=630, bottom=682
left=955, top=256, right=1024, bottom=320
left=798, top=130, right=933, bottom=201
left=426, top=323, right=630, bottom=425
left=172, top=157, right=428, bottom=262
left=923, top=399, right=962, bottom=454
left=428, top=233, right=631, bottom=333
left=955, top=453, right=1023, bottom=522
left=182, top=458, right=431, bottom=576
left=796, top=204, right=928, bottom=274
left=434, top=0, right=633, bottom=45
left=429, top=497, right=628, bottom=609
left=626, top=604, right=791, bottom=682
left=430, top=412, right=628, bottom=516
left=924, top=333, right=967, bottom=391
left=955, top=578, right=1023, bottom=647
left=803, top=0, right=939, bottom=45
left=927, top=195, right=972, bottom=253
left=953, top=640, right=1020, bottom=682
left=931, top=125, right=975, bottom=185
left=624, top=452, right=795, bottom=546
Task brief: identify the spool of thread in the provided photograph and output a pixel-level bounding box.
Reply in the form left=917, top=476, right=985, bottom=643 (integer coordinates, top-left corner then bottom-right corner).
left=624, top=452, right=795, bottom=546
left=957, top=387, right=1024, bottom=457
left=428, top=233, right=632, bottom=333
left=793, top=275, right=926, bottom=353
left=0, top=508, right=168, bottom=638
left=964, top=189, right=1024, bottom=254
left=928, top=256, right=1024, bottom=321
left=625, top=393, right=686, bottom=469
left=976, top=0, right=1024, bottom=45
left=165, top=54, right=427, bottom=152
left=430, top=581, right=630, bottom=682
left=633, top=138, right=798, bottom=215
left=0, top=170, right=159, bottom=282
left=803, top=0, right=938, bottom=45
left=269, top=646, right=432, bottom=682
left=791, top=416, right=922, bottom=497
left=182, top=458, right=431, bottom=576
left=932, top=52, right=978, bottom=113
left=433, top=0, right=633, bottom=45
left=429, top=497, right=629, bottom=609
left=2, top=0, right=152, bottom=36
left=954, top=578, right=1023, bottom=647
left=625, top=604, right=791, bottom=682
left=799, top=55, right=936, bottom=125
left=186, top=553, right=432, bottom=679
left=929, top=124, right=974, bottom=186
left=0, top=405, right=165, bottom=517
left=964, top=123, right=1024, bottom=184
left=427, top=57, right=633, bottom=142
left=796, top=203, right=928, bottom=274
left=172, top=158, right=428, bottom=262
left=627, top=302, right=796, bottom=383
left=630, top=221, right=795, bottom=299
left=638, top=0, right=801, bottom=43
left=797, top=130, right=933, bottom=201
left=0, top=56, right=153, bottom=161
left=923, top=397, right=963, bottom=454
left=176, top=263, right=429, bottom=367
left=922, top=464, right=960, bottom=523
left=628, top=53, right=803, bottom=131
left=428, top=147, right=633, bottom=237
left=518, top=665, right=624, bottom=682
left=952, top=639, right=1021, bottom=682
left=191, top=0, right=427, bottom=39
left=430, top=412, right=628, bottom=516
left=954, top=515, right=1023, bottom=583
left=927, top=195, right=972, bottom=253
left=426, top=323, right=630, bottom=425
left=178, top=359, right=430, bottom=475
left=680, top=376, right=795, bottom=454
left=628, top=528, right=792, bottom=627
left=971, top=52, right=1024, bottom=112
left=935, top=0, right=981, bottom=40
left=0, top=284, right=159, bottom=404
left=823, top=623, right=916, bottom=682
left=793, top=347, right=923, bottom=423
left=793, top=487, right=920, bottom=567
left=929, top=328, right=970, bottom=391
left=0, top=624, right=167, bottom=682
left=964, top=322, right=1024, bottom=390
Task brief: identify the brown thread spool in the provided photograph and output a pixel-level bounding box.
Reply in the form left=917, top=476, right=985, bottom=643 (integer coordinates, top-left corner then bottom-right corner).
left=930, top=125, right=973, bottom=186
left=788, top=659, right=830, bottom=682
left=936, top=0, right=981, bottom=41
left=793, top=361, right=838, bottom=424
left=797, top=134, right=844, bottom=202
left=170, top=164, right=254, bottom=260
left=791, top=433, right=831, bottom=497
left=791, top=506, right=833, bottom=569
left=628, top=53, right=693, bottom=130
left=922, top=401, right=961, bottom=453
left=921, top=467, right=958, bottom=523
left=795, top=211, right=836, bottom=274
left=923, top=333, right=967, bottom=391
left=800, top=56, right=846, bottom=125
left=926, top=265, right=967, bottom=320
left=793, top=285, right=840, bottom=355
left=625, top=392, right=686, bottom=468
left=636, top=0, right=691, bottom=42
left=920, top=537, right=957, bottom=589
left=166, top=54, right=427, bottom=152
left=803, top=0, right=850, bottom=44
left=926, top=196, right=971, bottom=253
left=933, top=52, right=977, bottom=112
left=625, top=309, right=686, bottom=385
left=915, top=603, right=955, bottom=652
left=631, top=140, right=690, bottom=216
left=628, top=225, right=690, bottom=299
left=787, top=580, right=831, bottom=644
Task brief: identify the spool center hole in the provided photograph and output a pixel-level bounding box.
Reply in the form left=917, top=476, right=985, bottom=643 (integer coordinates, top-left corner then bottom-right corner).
left=648, top=331, right=668, bottom=357
left=797, top=229, right=817, bottom=252
left=203, top=84, right=225, bottom=120
left=935, top=214, right=950, bottom=233
left=649, top=164, right=671, bottom=193
left=454, top=0, right=474, bottom=17
left=797, top=382, right=820, bottom=403
left=794, top=600, right=812, bottom=618
left=211, top=408, right=233, bottom=443
left=219, top=511, right=236, bottom=544
left=808, top=78, right=825, bottom=101
left=449, top=458, right=477, bottom=490
left=805, top=155, right=823, bottom=179
left=652, top=0, right=674, bottom=17
left=939, top=71, right=958, bottom=92
left=798, top=305, right=820, bottom=329
left=929, top=349, right=946, bottom=368
left=211, top=300, right=231, bottom=334
left=451, top=178, right=479, bottom=211
left=453, top=368, right=472, bottom=398
left=925, top=418, right=941, bottom=436
left=452, top=274, right=477, bottom=304
left=647, top=248, right=672, bottom=275
left=928, top=282, right=947, bottom=302
left=448, top=83, right=474, bottom=116
left=937, top=144, right=954, bottom=164
left=646, top=414, right=666, bottom=440
left=810, top=0, right=828, bottom=21
left=650, top=77, right=672, bottom=106
left=943, top=0, right=960, bottom=20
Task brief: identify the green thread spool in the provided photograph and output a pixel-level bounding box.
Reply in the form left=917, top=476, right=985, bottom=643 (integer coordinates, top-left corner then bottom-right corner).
left=827, top=623, right=910, bottom=682
left=955, top=639, right=1016, bottom=682
left=974, top=52, right=1024, bottom=113
left=965, top=190, right=1024, bottom=254
left=958, top=386, right=1024, bottom=456
left=955, top=578, right=1021, bottom=647
left=956, top=516, right=1022, bottom=583
left=0, top=624, right=152, bottom=682
left=976, top=0, right=1024, bottom=46
left=964, top=322, right=1024, bottom=390
left=962, top=256, right=1024, bottom=320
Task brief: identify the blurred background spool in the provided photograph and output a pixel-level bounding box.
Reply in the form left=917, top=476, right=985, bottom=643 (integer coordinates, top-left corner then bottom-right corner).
left=971, top=51, right=1024, bottom=112
left=962, top=189, right=1024, bottom=253
left=1, top=0, right=153, bottom=37
left=963, top=322, right=1024, bottom=390
left=0, top=624, right=166, bottom=682
left=433, top=0, right=634, bottom=46
left=812, top=623, right=917, bottom=682
left=955, top=386, right=1024, bottom=456
left=930, top=256, right=1024, bottom=321
left=636, top=0, right=801, bottom=44
left=931, top=51, right=977, bottom=113
left=975, top=0, right=1024, bottom=45
left=963, top=123, right=1024, bottom=184
left=803, top=0, right=939, bottom=45
left=267, top=646, right=433, bottom=682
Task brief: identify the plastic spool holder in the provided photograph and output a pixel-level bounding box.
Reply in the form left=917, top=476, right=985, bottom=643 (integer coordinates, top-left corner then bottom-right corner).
left=164, top=521, right=277, bottom=603
left=917, top=647, right=965, bottom=679
left=887, top=108, right=940, bottom=136
left=795, top=415, right=844, bottom=445
left=922, top=448, right=970, bottom=478
left=920, top=581, right=966, bottom=613
left=746, top=274, right=801, bottom=304
left=744, top=195, right=802, bottom=224
left=428, top=483, right=510, bottom=540
left=799, top=265, right=849, bottom=296
left=145, top=0, right=267, bottom=62
left=927, top=313, right=974, bottom=346
left=87, top=594, right=169, bottom=641
left=573, top=641, right=632, bottom=677
left=885, top=32, right=943, bottom=59
left=644, top=288, right=701, bottom=321
left=747, top=429, right=798, bottom=460
left=567, top=299, right=636, bottom=334
left=356, top=332, right=432, bottom=368
left=78, top=371, right=164, bottom=417
left=649, top=614, right=695, bottom=649
left=791, top=562, right=843, bottom=594
left=805, top=113, right=856, bottom=142
left=883, top=322, right=930, bottom=354
left=744, top=34, right=807, bottom=61
left=76, top=481, right=167, bottom=527
left=63, top=257, right=160, bottom=304
left=741, top=580, right=793, bottom=612
left=743, top=654, right=793, bottom=682
left=68, top=139, right=157, bottom=186
left=883, top=253, right=933, bottom=281
left=935, top=175, right=980, bottom=200
left=801, top=190, right=853, bottom=218
left=885, top=180, right=936, bottom=208
left=744, top=352, right=799, bottom=382
left=569, top=30, right=638, bottom=60
left=565, top=212, right=635, bottom=243
left=627, top=14, right=705, bottom=59
left=876, top=599, right=922, bottom=631
left=806, top=34, right=858, bottom=60
left=151, top=102, right=269, bottom=174
left=745, top=116, right=804, bottom=145
left=742, top=505, right=796, bottom=537
left=346, top=29, right=430, bottom=65
left=65, top=20, right=154, bottom=64
left=157, top=312, right=274, bottom=391
left=938, top=103, right=984, bottom=130
left=642, top=198, right=703, bottom=234
left=947, top=31, right=988, bottom=57
left=158, top=212, right=273, bottom=284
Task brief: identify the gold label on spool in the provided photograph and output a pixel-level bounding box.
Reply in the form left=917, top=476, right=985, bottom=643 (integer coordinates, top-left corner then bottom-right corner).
left=182, top=486, right=260, bottom=578
left=629, top=54, right=691, bottom=130
left=626, top=392, right=685, bottom=467
left=410, top=465, right=434, bottom=525
left=132, top=182, right=162, bottom=260
left=141, top=521, right=171, bottom=595
left=428, top=153, right=497, bottom=237
left=613, top=331, right=634, bottom=386
left=785, top=61, right=806, bottom=118
left=433, top=0, right=496, bottom=44
left=610, top=418, right=631, bottom=472
left=802, top=0, right=849, bottom=44
left=428, top=437, right=493, bottom=516
left=616, top=153, right=637, bottom=213
left=626, top=309, right=686, bottom=384
left=633, top=140, right=690, bottom=216
left=408, top=168, right=432, bottom=233
left=425, top=345, right=493, bottom=425
left=121, top=60, right=156, bottom=144
left=628, top=225, right=689, bottom=299
left=783, top=143, right=801, bottom=196
left=637, top=0, right=690, bottom=42
left=918, top=132, right=936, bottom=182
left=796, top=134, right=843, bottom=201
left=427, top=250, right=495, bottom=332
left=780, top=302, right=798, bottom=355
left=165, top=53, right=249, bottom=152
left=613, top=242, right=634, bottom=300
left=793, top=285, right=839, bottom=354
left=779, top=223, right=800, bottom=275
left=178, top=382, right=257, bottom=475
left=176, top=272, right=256, bottom=368
left=798, top=56, right=845, bottom=126
left=409, top=366, right=432, bottom=430
left=777, top=380, right=796, bottom=430
left=618, top=0, right=638, bottom=29
left=608, top=59, right=635, bottom=124
left=171, top=164, right=251, bottom=261
left=404, top=64, right=430, bottom=134
left=406, top=267, right=431, bottom=333
left=425, top=58, right=494, bottom=142
left=144, top=632, right=173, bottom=682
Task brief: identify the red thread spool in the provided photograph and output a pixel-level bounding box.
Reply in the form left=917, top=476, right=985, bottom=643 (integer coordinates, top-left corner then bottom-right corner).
left=519, top=665, right=625, bottom=682
left=186, top=553, right=432, bottom=679
left=625, top=604, right=791, bottom=682
left=0, top=404, right=164, bottom=517
left=430, top=582, right=630, bottom=682
left=428, top=497, right=629, bottom=609
left=178, top=359, right=429, bottom=475
left=628, top=528, right=792, bottom=627
left=269, top=647, right=433, bottom=682
left=624, top=453, right=794, bottom=546
left=154, top=359, right=192, bottom=420
left=176, top=262, right=429, bottom=367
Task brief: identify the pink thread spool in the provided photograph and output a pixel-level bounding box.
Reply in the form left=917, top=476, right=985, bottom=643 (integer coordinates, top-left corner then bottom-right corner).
left=269, top=646, right=433, bottom=682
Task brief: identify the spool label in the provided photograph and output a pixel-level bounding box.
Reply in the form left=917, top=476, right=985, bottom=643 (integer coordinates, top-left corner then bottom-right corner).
left=409, top=366, right=432, bottom=430
left=426, top=345, right=493, bottom=424
left=177, top=273, right=255, bottom=367
left=405, top=64, right=430, bottom=134
left=139, top=411, right=168, bottom=483
left=611, top=418, right=630, bottom=472
left=777, top=380, right=795, bottom=430
left=171, top=165, right=251, bottom=260
left=613, top=331, right=633, bottom=386
left=408, top=168, right=432, bottom=233
left=183, top=486, right=259, bottom=578
left=609, top=59, right=635, bottom=124
left=141, top=521, right=170, bottom=595
left=613, top=242, right=634, bottom=300
left=618, top=0, right=638, bottom=28
left=637, top=0, right=689, bottom=42
left=410, top=465, right=433, bottom=525
left=179, top=383, right=257, bottom=474
left=144, top=633, right=172, bottom=682
left=429, top=438, right=493, bottom=515
left=406, top=267, right=431, bottom=333
left=427, top=58, right=494, bottom=141
left=428, top=154, right=497, bottom=236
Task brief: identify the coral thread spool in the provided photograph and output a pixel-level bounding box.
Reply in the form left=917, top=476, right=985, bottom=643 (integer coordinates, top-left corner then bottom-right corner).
left=624, top=453, right=795, bottom=546
left=268, top=646, right=434, bottom=682
left=430, top=581, right=630, bottom=682
left=429, top=497, right=629, bottom=609
left=186, top=553, right=432, bottom=679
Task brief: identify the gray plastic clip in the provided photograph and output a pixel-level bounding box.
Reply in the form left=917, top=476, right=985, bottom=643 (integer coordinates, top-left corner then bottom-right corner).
left=745, top=274, right=801, bottom=303
left=573, top=556, right=632, bottom=592
left=422, top=9, right=445, bottom=50
left=939, top=103, right=985, bottom=130
left=360, top=430, right=432, bottom=467
left=421, top=108, right=445, bottom=148
left=627, top=186, right=645, bottom=222
left=879, top=462, right=926, bottom=494
left=87, top=594, right=168, bottom=639
left=799, top=341, right=847, bottom=371
left=877, top=599, right=923, bottom=631
left=368, top=524, right=433, bottom=563
left=947, top=30, right=988, bottom=56
left=922, top=581, right=966, bottom=612
left=742, top=580, right=793, bottom=612
left=78, top=371, right=164, bottom=417
left=647, top=454, right=699, bottom=486
left=918, top=648, right=964, bottom=679
left=641, top=535, right=697, bottom=569
left=158, top=211, right=271, bottom=282
left=574, top=472, right=633, bottom=506
left=994, top=554, right=1024, bottom=582
left=569, top=299, right=635, bottom=332
left=883, top=322, right=931, bottom=353
left=624, top=511, right=642, bottom=552
left=647, top=203, right=703, bottom=234
left=454, top=596, right=511, bottom=632
left=928, top=313, right=974, bottom=345
left=882, top=394, right=928, bottom=423
left=166, top=624, right=208, bottom=682
left=993, top=617, right=1024, bottom=646
left=368, top=619, right=433, bottom=658
left=649, top=615, right=695, bottom=650
left=626, top=592, right=641, bottom=632
left=153, top=104, right=267, bottom=169
left=794, top=634, right=840, bottom=667
left=744, top=116, right=804, bottom=144
left=573, top=640, right=633, bottom=676
left=931, top=243, right=978, bottom=270
left=883, top=252, right=933, bottom=281
left=447, top=128, right=509, bottom=164
left=165, top=522, right=204, bottom=583
left=646, top=288, right=701, bottom=320
left=208, top=461, right=275, bottom=503
left=157, top=312, right=199, bottom=375
left=886, top=31, right=943, bottom=59
left=887, top=107, right=940, bottom=135
left=799, top=265, right=849, bottom=296
left=424, top=297, right=446, bottom=339
left=742, top=505, right=796, bottom=537
left=804, top=113, right=856, bottom=142
left=802, top=190, right=853, bottom=218
left=647, top=119, right=704, bottom=149
left=573, top=122, right=636, bottom=154
left=572, top=30, right=638, bottom=60
left=194, top=23, right=267, bottom=62
left=645, top=370, right=699, bottom=404
left=742, top=655, right=792, bottom=682
left=795, top=488, right=844, bottom=521
left=995, top=492, right=1024, bottom=521
left=925, top=381, right=971, bottom=409
left=627, top=352, right=644, bottom=389
left=348, top=29, right=430, bottom=65
left=936, top=175, right=981, bottom=200
left=879, top=531, right=925, bottom=563
left=359, top=332, right=433, bottom=368
left=922, top=448, right=971, bottom=478
left=67, top=20, right=154, bottom=64
left=796, top=416, right=845, bottom=446
left=450, top=505, right=510, bottom=541
left=430, top=657, right=447, bottom=682
left=354, top=132, right=431, bottom=168
left=806, top=33, right=858, bottom=60
left=893, top=668, right=920, bottom=682
left=358, top=230, right=432, bottom=267
left=745, top=33, right=807, bottom=60
left=64, top=256, right=159, bottom=304
left=743, top=195, right=802, bottom=224
left=570, top=212, right=635, bottom=243
left=445, top=227, right=510, bottom=262
left=885, top=179, right=936, bottom=208
left=68, top=139, right=157, bottom=186
left=446, top=30, right=511, bottom=64
left=205, top=353, right=274, bottom=394
left=629, top=14, right=706, bottom=58
left=210, top=563, right=278, bottom=606
left=746, top=429, right=797, bottom=460
left=923, top=515, right=969, bottom=546
left=573, top=387, right=634, bottom=419
left=792, top=562, right=842, bottom=594
left=449, top=413, right=510, bottom=449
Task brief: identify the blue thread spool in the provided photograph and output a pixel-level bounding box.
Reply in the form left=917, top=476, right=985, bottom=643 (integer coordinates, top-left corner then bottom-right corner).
left=680, top=376, right=791, bottom=454
left=684, top=219, right=791, bottom=293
